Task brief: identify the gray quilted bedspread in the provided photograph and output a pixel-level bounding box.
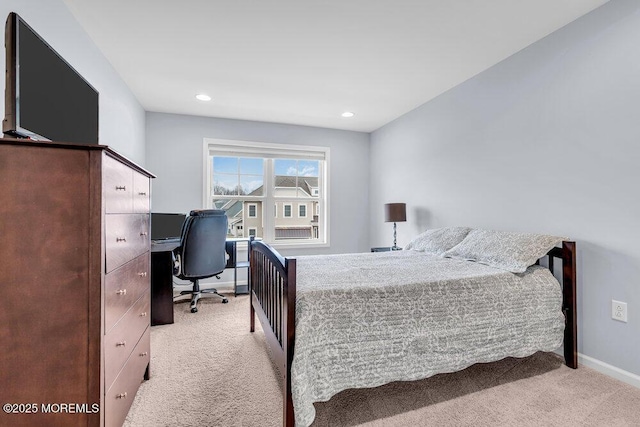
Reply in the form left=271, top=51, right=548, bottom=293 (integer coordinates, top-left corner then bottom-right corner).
left=291, top=250, right=564, bottom=427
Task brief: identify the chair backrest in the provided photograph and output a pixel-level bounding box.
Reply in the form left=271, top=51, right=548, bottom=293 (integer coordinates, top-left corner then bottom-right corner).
left=176, top=209, right=228, bottom=280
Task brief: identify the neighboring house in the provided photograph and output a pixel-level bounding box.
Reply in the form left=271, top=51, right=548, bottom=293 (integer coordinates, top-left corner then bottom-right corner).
left=213, top=198, right=244, bottom=237
left=224, top=175, right=320, bottom=240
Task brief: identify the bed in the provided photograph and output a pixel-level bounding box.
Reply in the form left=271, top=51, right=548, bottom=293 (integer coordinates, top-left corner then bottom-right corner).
left=248, top=228, right=577, bottom=427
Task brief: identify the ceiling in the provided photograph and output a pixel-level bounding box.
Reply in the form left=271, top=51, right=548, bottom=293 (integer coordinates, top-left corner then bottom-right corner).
left=63, top=0, right=609, bottom=133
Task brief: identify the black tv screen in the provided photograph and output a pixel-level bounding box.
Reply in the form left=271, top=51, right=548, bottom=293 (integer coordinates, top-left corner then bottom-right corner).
left=3, top=13, right=99, bottom=144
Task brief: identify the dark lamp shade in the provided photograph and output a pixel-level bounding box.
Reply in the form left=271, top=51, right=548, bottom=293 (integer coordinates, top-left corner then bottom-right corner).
left=384, top=203, right=406, bottom=222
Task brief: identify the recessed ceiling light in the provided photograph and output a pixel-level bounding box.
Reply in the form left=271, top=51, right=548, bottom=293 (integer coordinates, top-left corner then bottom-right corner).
left=196, top=94, right=212, bottom=101
left=341, top=111, right=355, bottom=118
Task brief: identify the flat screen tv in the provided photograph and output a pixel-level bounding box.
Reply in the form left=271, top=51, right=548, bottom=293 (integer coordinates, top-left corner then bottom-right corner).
left=3, top=12, right=99, bottom=144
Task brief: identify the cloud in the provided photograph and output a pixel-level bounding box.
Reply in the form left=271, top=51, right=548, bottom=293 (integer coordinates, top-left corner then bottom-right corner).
left=297, top=165, right=318, bottom=177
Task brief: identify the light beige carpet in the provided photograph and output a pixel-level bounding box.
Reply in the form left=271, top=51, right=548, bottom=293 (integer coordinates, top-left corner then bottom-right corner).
left=124, top=294, right=640, bottom=427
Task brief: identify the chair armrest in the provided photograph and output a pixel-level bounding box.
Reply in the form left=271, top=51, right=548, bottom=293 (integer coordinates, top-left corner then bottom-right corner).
left=172, top=248, right=182, bottom=276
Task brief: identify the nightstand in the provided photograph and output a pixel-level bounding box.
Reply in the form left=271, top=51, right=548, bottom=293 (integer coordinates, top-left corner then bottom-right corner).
left=371, top=247, right=402, bottom=252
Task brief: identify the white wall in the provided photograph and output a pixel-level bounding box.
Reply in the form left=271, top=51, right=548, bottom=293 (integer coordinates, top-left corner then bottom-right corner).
left=146, top=112, right=370, bottom=256
left=0, top=0, right=146, bottom=164
left=370, top=0, right=640, bottom=377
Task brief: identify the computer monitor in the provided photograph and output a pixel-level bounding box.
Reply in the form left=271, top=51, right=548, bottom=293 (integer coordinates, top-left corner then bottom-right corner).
left=151, top=213, right=186, bottom=241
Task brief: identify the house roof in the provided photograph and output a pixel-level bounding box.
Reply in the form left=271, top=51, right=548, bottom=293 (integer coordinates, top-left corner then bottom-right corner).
left=214, top=199, right=243, bottom=222
left=275, top=175, right=318, bottom=196
left=248, top=175, right=318, bottom=197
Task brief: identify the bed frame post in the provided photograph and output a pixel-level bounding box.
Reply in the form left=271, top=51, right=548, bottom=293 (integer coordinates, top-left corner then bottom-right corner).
left=283, top=258, right=296, bottom=427
left=562, top=241, right=578, bottom=369
left=249, top=237, right=255, bottom=333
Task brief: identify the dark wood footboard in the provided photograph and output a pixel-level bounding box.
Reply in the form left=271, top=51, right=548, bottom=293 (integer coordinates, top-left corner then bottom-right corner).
left=250, top=239, right=578, bottom=426
left=547, top=240, right=578, bottom=368
left=249, top=240, right=296, bottom=426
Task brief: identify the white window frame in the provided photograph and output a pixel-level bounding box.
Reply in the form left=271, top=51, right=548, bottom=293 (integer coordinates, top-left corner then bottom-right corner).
left=248, top=227, right=257, bottom=238
left=283, top=203, right=293, bottom=218
left=247, top=203, right=258, bottom=218
left=203, top=138, right=330, bottom=248
left=298, top=203, right=307, bottom=218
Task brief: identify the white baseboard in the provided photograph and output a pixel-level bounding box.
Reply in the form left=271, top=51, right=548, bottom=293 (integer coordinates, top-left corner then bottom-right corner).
left=578, top=353, right=640, bottom=389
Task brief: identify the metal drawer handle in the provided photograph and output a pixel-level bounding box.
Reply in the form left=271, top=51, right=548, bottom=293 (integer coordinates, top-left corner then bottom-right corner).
left=116, top=341, right=126, bottom=347
left=140, top=312, right=147, bottom=317
left=115, top=186, right=127, bottom=191
left=138, top=272, right=147, bottom=277
left=116, top=392, right=127, bottom=399
left=138, top=192, right=147, bottom=196
left=116, top=289, right=127, bottom=295
left=139, top=352, right=148, bottom=357
left=116, top=237, right=126, bottom=243
left=140, top=231, right=148, bottom=237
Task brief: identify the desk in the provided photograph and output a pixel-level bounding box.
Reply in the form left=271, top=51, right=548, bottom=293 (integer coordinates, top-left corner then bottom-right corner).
left=150, top=238, right=252, bottom=325
left=151, top=240, right=180, bottom=326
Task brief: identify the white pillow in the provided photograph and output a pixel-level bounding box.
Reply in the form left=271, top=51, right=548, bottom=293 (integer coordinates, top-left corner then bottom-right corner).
left=443, top=229, right=565, bottom=273
left=404, top=227, right=473, bottom=255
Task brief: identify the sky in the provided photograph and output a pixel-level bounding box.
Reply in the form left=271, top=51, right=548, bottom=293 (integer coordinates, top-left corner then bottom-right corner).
left=212, top=156, right=319, bottom=194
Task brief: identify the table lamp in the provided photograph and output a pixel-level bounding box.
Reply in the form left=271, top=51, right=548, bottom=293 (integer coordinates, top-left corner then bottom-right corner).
left=384, top=203, right=406, bottom=250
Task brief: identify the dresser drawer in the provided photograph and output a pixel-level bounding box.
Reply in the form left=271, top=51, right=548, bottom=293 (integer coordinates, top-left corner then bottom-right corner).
left=104, top=291, right=150, bottom=391
left=105, top=326, right=150, bottom=427
left=104, top=155, right=133, bottom=214
left=105, top=254, right=150, bottom=333
left=105, top=214, right=150, bottom=273
left=132, top=171, right=150, bottom=214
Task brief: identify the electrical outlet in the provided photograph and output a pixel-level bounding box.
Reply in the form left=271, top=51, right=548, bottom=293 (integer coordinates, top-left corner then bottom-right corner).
left=612, top=300, right=628, bottom=323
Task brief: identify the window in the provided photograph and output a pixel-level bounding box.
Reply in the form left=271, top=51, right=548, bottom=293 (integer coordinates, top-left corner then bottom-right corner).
left=248, top=203, right=257, bottom=218
left=204, top=138, right=329, bottom=246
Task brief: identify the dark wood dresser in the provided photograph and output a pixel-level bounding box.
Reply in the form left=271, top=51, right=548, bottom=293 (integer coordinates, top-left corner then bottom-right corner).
left=0, top=138, right=154, bottom=427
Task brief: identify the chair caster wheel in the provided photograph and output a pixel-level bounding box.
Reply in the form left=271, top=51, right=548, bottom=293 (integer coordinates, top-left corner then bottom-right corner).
left=191, top=307, right=198, bottom=313
left=222, top=299, right=229, bottom=304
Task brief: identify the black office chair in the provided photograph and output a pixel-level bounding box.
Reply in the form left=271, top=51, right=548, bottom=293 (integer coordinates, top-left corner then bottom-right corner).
left=173, top=209, right=229, bottom=313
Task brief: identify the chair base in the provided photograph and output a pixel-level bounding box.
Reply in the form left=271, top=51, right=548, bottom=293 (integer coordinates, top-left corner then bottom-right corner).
left=175, top=279, right=228, bottom=313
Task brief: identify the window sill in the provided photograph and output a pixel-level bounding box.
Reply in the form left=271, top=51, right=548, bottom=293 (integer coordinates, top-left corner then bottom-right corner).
left=268, top=241, right=330, bottom=250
